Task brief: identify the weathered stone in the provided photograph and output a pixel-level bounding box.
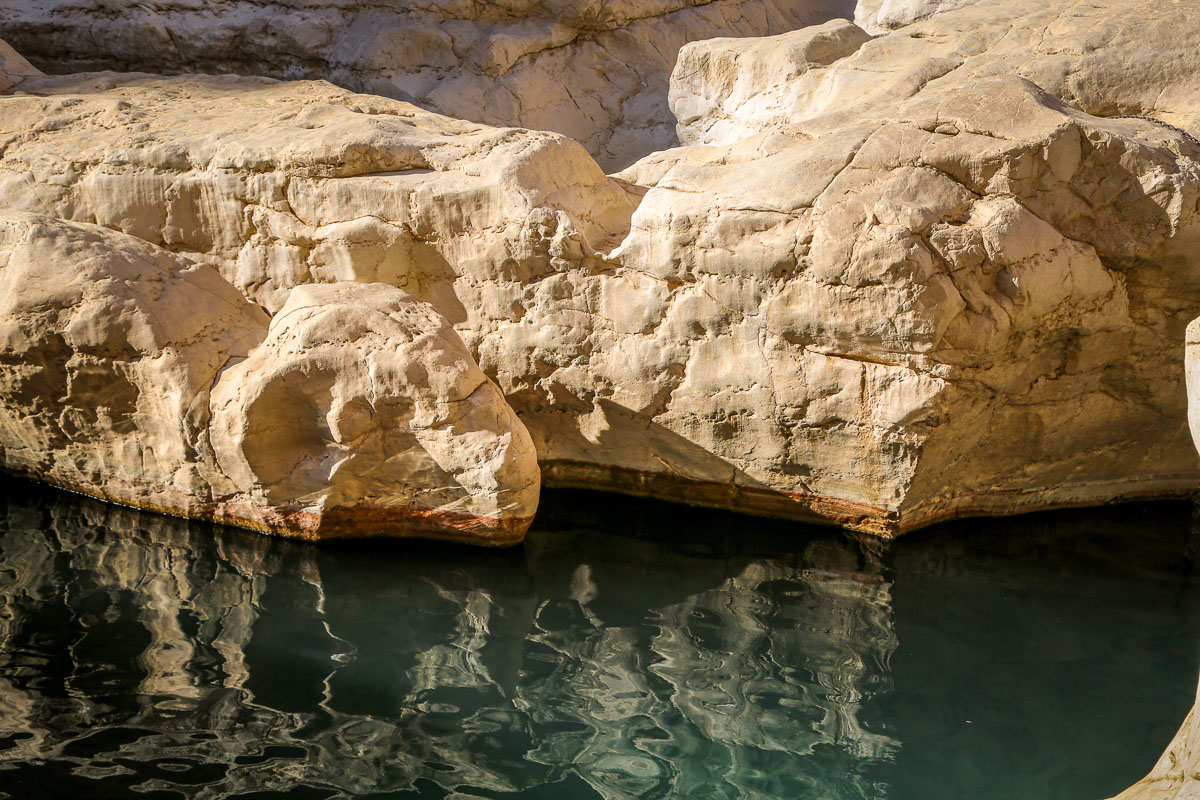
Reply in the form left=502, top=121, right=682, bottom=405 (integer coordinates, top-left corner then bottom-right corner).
left=209, top=281, right=541, bottom=543
left=0, top=213, right=538, bottom=543
left=3, top=0, right=1200, bottom=539
left=852, top=0, right=984, bottom=33
left=0, top=0, right=862, bottom=169
left=672, top=0, right=1200, bottom=148
left=0, top=72, right=637, bottom=316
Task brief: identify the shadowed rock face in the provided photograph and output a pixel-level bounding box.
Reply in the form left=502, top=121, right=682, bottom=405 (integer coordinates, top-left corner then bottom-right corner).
left=0, top=214, right=539, bottom=543
left=2, top=0, right=1200, bottom=540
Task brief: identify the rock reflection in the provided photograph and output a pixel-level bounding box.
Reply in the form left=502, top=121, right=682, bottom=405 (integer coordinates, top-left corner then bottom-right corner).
left=0, top=480, right=898, bottom=799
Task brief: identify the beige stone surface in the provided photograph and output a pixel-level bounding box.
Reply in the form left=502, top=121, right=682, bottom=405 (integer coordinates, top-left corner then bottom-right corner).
left=210, top=281, right=541, bottom=541
left=0, top=0, right=862, bottom=169
left=853, top=0, right=985, bottom=33
left=0, top=72, right=636, bottom=316
left=0, top=213, right=539, bottom=543
left=3, top=0, right=1200, bottom=538
left=672, top=0, right=1200, bottom=148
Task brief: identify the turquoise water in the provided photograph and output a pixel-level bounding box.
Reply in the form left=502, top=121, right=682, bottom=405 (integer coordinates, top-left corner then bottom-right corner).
left=0, top=478, right=1197, bottom=800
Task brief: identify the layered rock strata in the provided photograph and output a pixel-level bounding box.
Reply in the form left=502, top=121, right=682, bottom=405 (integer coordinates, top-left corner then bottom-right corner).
left=0, top=213, right=539, bottom=543
left=2, top=0, right=1200, bottom=540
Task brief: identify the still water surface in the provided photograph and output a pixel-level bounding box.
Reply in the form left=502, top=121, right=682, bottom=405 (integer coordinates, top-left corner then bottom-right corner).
left=0, top=479, right=1197, bottom=800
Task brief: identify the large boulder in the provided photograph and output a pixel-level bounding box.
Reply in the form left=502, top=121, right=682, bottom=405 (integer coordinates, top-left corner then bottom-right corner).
left=0, top=213, right=539, bottom=543
left=606, top=0, right=1200, bottom=533
left=209, top=281, right=541, bottom=542
left=3, top=0, right=1200, bottom=538
left=0, top=0, right=862, bottom=170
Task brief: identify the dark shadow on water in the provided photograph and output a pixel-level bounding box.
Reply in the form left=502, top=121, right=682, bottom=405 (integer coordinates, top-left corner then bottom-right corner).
left=0, top=478, right=1196, bottom=799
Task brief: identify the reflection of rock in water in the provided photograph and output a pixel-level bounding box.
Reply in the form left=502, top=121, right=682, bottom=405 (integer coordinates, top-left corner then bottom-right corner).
left=0, top=481, right=898, bottom=798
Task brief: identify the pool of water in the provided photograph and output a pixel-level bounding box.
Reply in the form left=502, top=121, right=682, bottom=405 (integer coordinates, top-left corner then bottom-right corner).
left=0, top=479, right=1197, bottom=800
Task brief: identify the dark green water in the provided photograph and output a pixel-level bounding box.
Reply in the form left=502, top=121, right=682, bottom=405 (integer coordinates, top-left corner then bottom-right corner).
left=0, top=479, right=1197, bottom=800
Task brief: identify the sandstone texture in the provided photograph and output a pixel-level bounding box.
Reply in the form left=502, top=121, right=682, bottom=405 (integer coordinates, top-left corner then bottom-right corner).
left=0, top=213, right=539, bottom=543
left=2, top=0, right=1200, bottom=540
left=671, top=2, right=1200, bottom=147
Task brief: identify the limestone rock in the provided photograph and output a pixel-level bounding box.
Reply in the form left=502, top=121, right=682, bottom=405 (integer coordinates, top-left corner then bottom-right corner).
left=209, top=281, right=541, bottom=542
left=0, top=0, right=860, bottom=169
left=614, top=0, right=1200, bottom=532
left=0, top=72, right=637, bottom=317
left=672, top=0, right=1200, bottom=148
left=669, top=18, right=873, bottom=148
left=4, top=0, right=1200, bottom=539
left=0, top=213, right=539, bottom=543
left=853, top=0, right=985, bottom=34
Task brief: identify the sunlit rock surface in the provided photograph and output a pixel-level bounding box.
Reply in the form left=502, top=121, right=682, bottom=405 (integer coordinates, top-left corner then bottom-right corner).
left=0, top=214, right=538, bottom=543
left=2, top=0, right=1200, bottom=538
left=852, top=0, right=984, bottom=33
left=0, top=0, right=872, bottom=170
left=671, top=1, right=1200, bottom=147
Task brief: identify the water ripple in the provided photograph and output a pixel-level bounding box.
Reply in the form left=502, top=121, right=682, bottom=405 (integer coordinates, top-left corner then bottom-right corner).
left=0, top=481, right=1197, bottom=799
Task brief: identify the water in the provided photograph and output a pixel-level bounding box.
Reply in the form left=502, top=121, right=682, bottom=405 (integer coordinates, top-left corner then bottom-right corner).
left=0, top=478, right=1197, bottom=800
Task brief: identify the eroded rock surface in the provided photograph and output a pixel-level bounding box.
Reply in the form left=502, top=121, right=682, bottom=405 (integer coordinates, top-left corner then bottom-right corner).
left=672, top=1, right=1200, bottom=147
left=852, top=0, right=985, bottom=33
left=0, top=0, right=866, bottom=169
left=3, top=0, right=1200, bottom=538
left=0, top=213, right=538, bottom=543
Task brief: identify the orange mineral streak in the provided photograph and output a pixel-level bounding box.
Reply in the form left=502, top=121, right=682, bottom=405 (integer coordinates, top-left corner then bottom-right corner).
left=2, top=466, right=531, bottom=546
